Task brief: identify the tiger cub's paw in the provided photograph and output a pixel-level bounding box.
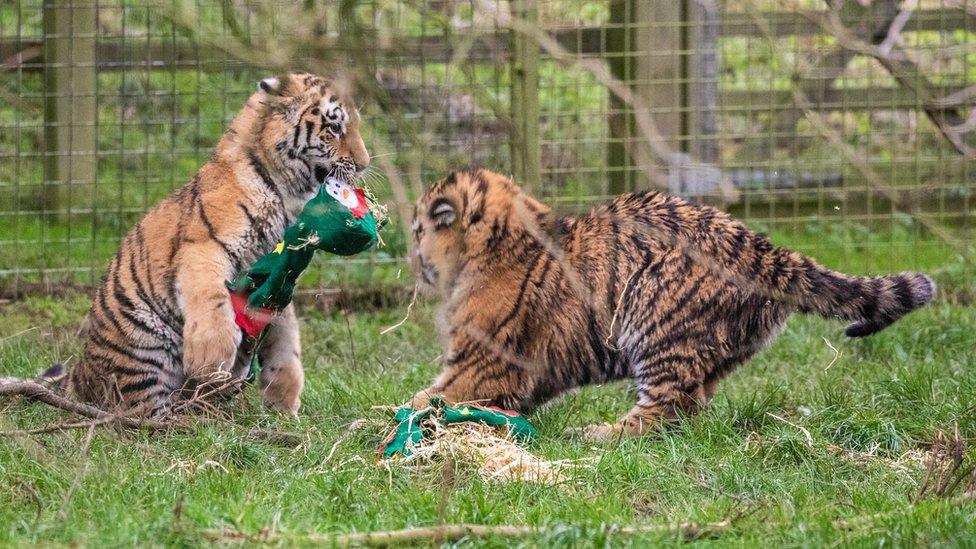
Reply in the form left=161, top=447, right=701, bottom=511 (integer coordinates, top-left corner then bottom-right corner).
left=260, top=363, right=304, bottom=416
left=183, top=313, right=241, bottom=381
left=408, top=388, right=456, bottom=410
left=567, top=414, right=662, bottom=441
left=408, top=389, right=436, bottom=410
left=565, top=423, right=626, bottom=443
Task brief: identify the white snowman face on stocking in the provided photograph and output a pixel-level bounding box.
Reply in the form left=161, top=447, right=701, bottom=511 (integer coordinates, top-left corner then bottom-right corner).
left=325, top=178, right=361, bottom=210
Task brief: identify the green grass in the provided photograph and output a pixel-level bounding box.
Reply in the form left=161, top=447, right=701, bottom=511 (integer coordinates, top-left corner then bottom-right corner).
left=1, top=291, right=975, bottom=546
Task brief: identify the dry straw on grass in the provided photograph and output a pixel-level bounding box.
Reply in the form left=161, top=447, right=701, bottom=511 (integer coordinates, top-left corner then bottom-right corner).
left=381, top=419, right=588, bottom=484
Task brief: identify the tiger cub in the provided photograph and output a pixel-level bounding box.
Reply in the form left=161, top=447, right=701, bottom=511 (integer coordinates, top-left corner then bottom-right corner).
left=409, top=169, right=935, bottom=439
left=67, top=72, right=369, bottom=416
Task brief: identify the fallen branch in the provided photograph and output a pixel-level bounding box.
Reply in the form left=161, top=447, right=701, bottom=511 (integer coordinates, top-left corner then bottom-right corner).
left=832, top=493, right=976, bottom=530
left=0, top=376, right=306, bottom=447
left=0, top=414, right=148, bottom=436
left=203, top=518, right=733, bottom=545
left=0, top=376, right=173, bottom=431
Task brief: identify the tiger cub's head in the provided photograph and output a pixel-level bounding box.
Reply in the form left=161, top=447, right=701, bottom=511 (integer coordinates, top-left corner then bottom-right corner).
left=411, top=168, right=554, bottom=296
left=251, top=72, right=369, bottom=190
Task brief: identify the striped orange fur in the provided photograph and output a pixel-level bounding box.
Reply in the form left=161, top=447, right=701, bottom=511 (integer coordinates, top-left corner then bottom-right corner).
left=409, top=169, right=936, bottom=439
left=68, top=72, right=369, bottom=417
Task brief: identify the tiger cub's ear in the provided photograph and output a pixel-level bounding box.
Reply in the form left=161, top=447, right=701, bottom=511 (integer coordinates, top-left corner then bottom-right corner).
left=258, top=77, right=282, bottom=95
left=429, top=198, right=457, bottom=228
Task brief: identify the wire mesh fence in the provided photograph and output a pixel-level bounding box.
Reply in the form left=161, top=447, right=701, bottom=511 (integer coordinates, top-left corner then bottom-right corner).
left=0, top=0, right=973, bottom=297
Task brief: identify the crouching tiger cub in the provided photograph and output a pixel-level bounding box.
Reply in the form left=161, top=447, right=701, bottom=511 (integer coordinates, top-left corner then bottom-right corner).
left=67, top=72, right=369, bottom=417
left=409, top=169, right=935, bottom=439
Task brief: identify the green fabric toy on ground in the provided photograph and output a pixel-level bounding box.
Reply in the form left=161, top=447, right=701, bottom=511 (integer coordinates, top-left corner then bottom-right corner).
left=379, top=398, right=539, bottom=458
left=226, top=177, right=387, bottom=375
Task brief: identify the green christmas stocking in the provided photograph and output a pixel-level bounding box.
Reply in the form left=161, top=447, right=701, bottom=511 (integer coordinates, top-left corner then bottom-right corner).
left=227, top=177, right=388, bottom=339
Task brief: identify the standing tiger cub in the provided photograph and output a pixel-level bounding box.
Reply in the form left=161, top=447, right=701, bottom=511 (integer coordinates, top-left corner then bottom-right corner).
left=409, top=169, right=935, bottom=439
left=68, top=72, right=369, bottom=417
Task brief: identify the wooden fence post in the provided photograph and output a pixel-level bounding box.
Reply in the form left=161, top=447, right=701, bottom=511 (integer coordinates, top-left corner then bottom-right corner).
left=607, top=0, right=719, bottom=194
left=607, top=0, right=634, bottom=195
left=608, top=1, right=686, bottom=194
left=42, top=0, right=97, bottom=211
left=510, top=0, right=541, bottom=192
left=688, top=0, right=720, bottom=166
left=633, top=1, right=685, bottom=190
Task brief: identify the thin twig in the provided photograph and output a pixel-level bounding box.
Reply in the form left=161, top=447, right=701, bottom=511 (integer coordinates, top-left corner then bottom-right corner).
left=342, top=309, right=359, bottom=370
left=170, top=373, right=247, bottom=415
left=605, top=268, right=640, bottom=349
left=0, top=326, right=39, bottom=343
left=822, top=337, right=842, bottom=372
left=0, top=377, right=175, bottom=431
left=57, top=424, right=95, bottom=521
left=319, top=435, right=350, bottom=469
left=316, top=419, right=379, bottom=470
left=380, top=284, right=419, bottom=335
left=766, top=412, right=814, bottom=448
left=0, top=411, right=144, bottom=436
left=916, top=423, right=976, bottom=502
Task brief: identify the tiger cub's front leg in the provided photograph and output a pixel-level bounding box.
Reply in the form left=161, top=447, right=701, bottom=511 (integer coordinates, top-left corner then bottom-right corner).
left=257, top=304, right=304, bottom=415
left=179, top=242, right=242, bottom=386
left=410, top=330, right=527, bottom=411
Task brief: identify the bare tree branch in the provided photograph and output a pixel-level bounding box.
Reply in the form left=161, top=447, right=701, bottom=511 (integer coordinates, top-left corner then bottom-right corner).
left=770, top=0, right=901, bottom=138
left=801, top=0, right=976, bottom=158
left=742, top=0, right=974, bottom=262
left=877, top=6, right=914, bottom=58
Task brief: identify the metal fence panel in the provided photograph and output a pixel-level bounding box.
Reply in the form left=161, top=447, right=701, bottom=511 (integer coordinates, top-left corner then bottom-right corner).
left=0, top=0, right=972, bottom=296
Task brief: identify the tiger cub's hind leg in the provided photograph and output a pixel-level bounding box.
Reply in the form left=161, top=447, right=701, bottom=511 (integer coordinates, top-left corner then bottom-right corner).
left=581, top=351, right=711, bottom=441
left=257, top=304, right=304, bottom=415
left=69, top=359, right=179, bottom=419
left=578, top=293, right=784, bottom=441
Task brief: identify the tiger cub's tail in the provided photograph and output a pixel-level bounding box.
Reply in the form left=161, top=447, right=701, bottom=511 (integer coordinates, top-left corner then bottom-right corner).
left=39, top=363, right=68, bottom=386
left=789, top=268, right=935, bottom=337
